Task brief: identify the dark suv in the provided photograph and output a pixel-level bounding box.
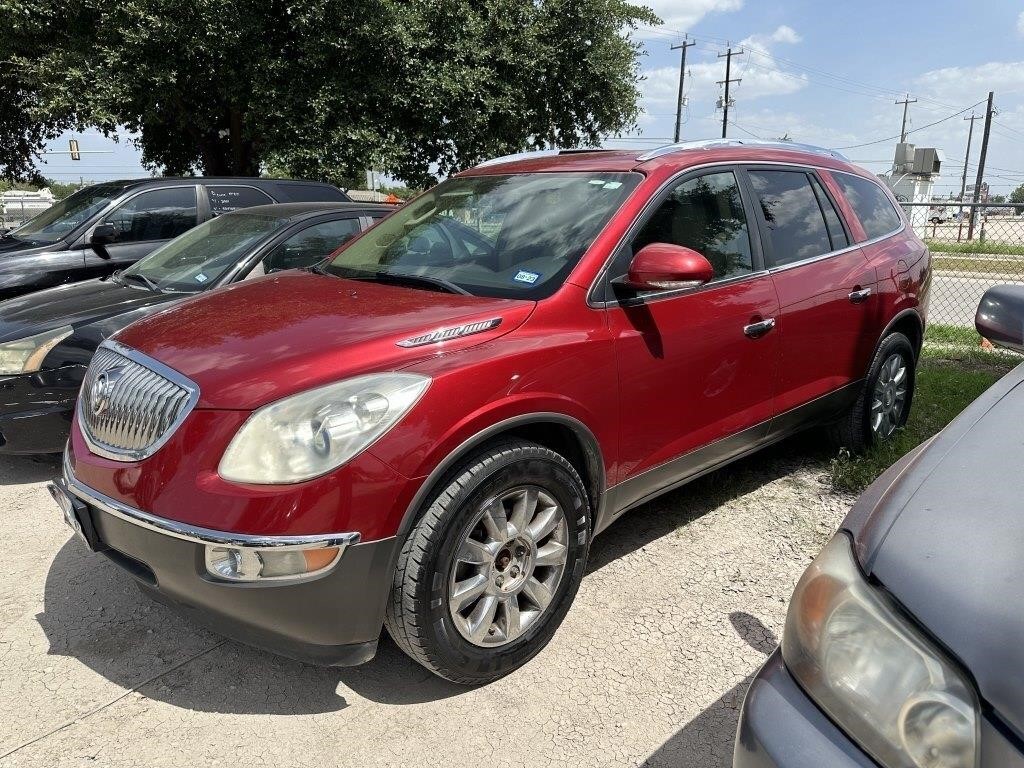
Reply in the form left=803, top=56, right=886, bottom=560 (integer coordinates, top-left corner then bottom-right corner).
left=0, top=177, right=349, bottom=300
left=50, top=140, right=930, bottom=684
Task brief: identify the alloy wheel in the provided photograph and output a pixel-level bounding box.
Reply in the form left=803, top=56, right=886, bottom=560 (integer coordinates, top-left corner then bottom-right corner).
left=870, top=352, right=908, bottom=439
left=448, top=486, right=569, bottom=647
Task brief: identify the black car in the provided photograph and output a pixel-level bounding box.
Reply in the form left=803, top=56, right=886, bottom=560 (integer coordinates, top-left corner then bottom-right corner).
left=735, top=287, right=1024, bottom=768
left=0, top=177, right=350, bottom=300
left=0, top=201, right=390, bottom=454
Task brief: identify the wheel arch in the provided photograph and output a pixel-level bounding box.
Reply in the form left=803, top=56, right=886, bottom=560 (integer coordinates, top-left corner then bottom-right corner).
left=879, top=308, right=924, bottom=361
left=394, top=413, right=606, bottom=545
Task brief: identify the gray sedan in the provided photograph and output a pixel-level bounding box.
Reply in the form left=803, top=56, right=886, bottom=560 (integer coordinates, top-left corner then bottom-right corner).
left=734, top=284, right=1024, bottom=768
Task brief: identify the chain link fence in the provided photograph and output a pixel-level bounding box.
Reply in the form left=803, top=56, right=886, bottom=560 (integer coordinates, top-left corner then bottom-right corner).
left=901, top=202, right=1024, bottom=328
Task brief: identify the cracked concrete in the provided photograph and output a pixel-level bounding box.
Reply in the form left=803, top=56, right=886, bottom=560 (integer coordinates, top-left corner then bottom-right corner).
left=0, top=435, right=853, bottom=767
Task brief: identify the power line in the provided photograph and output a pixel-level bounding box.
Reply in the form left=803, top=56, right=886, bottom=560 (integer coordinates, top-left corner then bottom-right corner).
left=829, top=99, right=986, bottom=150
left=671, top=37, right=696, bottom=143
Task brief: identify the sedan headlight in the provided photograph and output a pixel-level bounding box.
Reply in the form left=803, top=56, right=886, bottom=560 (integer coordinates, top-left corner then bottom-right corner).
left=0, top=325, right=73, bottom=376
left=219, top=373, right=430, bottom=484
left=783, top=534, right=978, bottom=768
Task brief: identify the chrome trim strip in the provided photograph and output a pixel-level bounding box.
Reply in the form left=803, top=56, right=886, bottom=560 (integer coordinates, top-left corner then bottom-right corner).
left=77, top=340, right=201, bottom=462
left=59, top=450, right=360, bottom=551
left=397, top=317, right=502, bottom=347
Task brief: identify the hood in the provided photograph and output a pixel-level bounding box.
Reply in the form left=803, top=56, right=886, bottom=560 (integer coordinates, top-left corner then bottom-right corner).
left=851, top=362, right=1024, bottom=735
left=0, top=234, right=61, bottom=264
left=113, top=271, right=535, bottom=409
left=0, top=278, right=177, bottom=346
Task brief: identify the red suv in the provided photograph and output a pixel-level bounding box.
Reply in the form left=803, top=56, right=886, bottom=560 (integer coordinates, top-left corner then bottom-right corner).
left=50, top=140, right=929, bottom=684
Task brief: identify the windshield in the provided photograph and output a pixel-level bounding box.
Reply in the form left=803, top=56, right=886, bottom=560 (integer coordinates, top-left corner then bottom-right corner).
left=323, top=172, right=641, bottom=299
left=123, top=212, right=287, bottom=292
left=6, top=183, right=125, bottom=245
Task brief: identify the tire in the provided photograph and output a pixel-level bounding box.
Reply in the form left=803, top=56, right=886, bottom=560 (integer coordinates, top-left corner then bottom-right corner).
left=384, top=439, right=591, bottom=684
left=830, top=332, right=916, bottom=454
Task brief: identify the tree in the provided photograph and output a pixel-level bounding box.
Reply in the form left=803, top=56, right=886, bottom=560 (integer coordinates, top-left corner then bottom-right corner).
left=1009, top=184, right=1024, bottom=215
left=2, top=0, right=658, bottom=186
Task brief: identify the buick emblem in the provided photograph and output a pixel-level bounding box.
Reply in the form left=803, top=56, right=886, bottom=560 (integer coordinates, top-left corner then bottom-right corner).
left=91, top=366, right=124, bottom=417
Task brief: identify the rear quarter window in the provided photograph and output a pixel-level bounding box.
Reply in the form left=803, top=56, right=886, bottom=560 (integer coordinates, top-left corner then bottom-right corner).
left=834, top=173, right=903, bottom=240
left=275, top=183, right=350, bottom=202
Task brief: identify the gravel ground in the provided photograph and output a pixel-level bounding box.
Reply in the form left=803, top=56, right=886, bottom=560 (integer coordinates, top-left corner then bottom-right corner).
left=0, top=435, right=854, bottom=768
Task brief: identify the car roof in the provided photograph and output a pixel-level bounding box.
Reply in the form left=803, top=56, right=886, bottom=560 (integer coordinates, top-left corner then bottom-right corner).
left=457, top=140, right=875, bottom=181
left=99, top=177, right=340, bottom=188
left=219, top=201, right=394, bottom=221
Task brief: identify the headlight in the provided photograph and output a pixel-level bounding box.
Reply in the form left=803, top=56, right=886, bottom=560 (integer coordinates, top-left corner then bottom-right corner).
left=219, top=372, right=430, bottom=484
left=783, top=534, right=978, bottom=768
left=0, top=325, right=73, bottom=375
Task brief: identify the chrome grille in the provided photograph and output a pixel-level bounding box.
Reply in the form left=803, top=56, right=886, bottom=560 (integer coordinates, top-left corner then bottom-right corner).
left=79, top=342, right=199, bottom=461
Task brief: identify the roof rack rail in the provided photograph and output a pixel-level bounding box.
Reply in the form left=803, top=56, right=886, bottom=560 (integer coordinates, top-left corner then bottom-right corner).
left=635, top=139, right=849, bottom=163
left=474, top=148, right=613, bottom=168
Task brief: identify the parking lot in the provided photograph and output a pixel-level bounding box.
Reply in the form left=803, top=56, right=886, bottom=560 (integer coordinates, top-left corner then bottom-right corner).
left=0, top=439, right=851, bottom=768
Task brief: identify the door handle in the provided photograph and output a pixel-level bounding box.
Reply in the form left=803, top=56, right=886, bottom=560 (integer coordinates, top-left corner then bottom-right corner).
left=743, top=318, right=776, bottom=339
left=848, top=287, right=872, bottom=304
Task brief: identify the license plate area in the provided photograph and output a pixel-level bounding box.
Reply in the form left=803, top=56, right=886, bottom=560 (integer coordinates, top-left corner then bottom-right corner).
left=48, top=482, right=104, bottom=552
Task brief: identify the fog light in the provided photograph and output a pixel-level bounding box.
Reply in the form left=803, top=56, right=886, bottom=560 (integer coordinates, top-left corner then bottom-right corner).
left=204, top=545, right=341, bottom=582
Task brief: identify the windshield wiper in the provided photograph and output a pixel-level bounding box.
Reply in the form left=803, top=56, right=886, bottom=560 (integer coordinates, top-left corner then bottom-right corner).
left=119, top=271, right=162, bottom=293
left=364, top=270, right=471, bottom=296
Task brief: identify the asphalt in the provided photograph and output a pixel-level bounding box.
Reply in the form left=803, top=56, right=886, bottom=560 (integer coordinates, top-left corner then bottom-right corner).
left=0, top=437, right=852, bottom=768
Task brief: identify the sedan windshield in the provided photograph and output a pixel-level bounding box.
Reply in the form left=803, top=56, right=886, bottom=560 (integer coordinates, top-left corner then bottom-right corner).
left=5, top=183, right=126, bottom=245
left=323, top=172, right=641, bottom=299
left=123, top=212, right=286, bottom=292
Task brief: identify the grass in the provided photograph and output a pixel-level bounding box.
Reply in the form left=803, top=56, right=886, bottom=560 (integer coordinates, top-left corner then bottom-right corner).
left=829, top=341, right=1020, bottom=494
left=932, top=255, right=1024, bottom=276
left=926, top=240, right=1024, bottom=257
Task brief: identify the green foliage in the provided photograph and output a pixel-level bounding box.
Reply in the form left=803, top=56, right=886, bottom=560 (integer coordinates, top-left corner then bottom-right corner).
left=2, top=0, right=658, bottom=185
left=1010, top=184, right=1024, bottom=214
left=830, top=342, right=1018, bottom=493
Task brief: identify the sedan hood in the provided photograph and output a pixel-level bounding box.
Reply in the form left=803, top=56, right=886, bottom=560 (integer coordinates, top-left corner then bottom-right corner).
left=113, top=271, right=534, bottom=409
left=850, top=363, right=1024, bottom=735
left=0, top=278, right=176, bottom=346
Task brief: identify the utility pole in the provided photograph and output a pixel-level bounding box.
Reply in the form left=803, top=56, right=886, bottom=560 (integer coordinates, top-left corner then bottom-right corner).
left=968, top=91, right=995, bottom=241
left=717, top=47, right=743, bottom=139
left=672, top=37, right=696, bottom=143
left=956, top=113, right=980, bottom=242
left=895, top=93, right=918, bottom=142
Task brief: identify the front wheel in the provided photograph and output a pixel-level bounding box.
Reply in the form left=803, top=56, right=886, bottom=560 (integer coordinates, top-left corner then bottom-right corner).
left=830, top=332, right=916, bottom=454
left=384, top=439, right=591, bottom=684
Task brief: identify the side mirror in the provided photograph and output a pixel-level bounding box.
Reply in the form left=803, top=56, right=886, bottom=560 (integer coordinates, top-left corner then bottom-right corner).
left=621, top=243, right=714, bottom=292
left=977, top=284, right=1024, bottom=353
left=90, top=222, right=119, bottom=249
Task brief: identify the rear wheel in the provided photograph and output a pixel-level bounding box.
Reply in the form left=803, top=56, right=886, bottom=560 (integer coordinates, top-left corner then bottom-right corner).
left=384, top=439, right=590, bottom=684
left=830, top=332, right=915, bottom=453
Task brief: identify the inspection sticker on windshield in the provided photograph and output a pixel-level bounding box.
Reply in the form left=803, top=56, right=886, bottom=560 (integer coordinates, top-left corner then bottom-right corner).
left=194, top=273, right=208, bottom=283
left=513, top=270, right=540, bottom=284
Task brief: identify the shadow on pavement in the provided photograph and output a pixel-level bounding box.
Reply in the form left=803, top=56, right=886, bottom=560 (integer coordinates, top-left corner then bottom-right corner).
left=588, top=432, right=830, bottom=574
left=641, top=612, right=779, bottom=768
left=0, top=453, right=61, bottom=485
left=39, top=539, right=467, bottom=715
left=38, top=432, right=824, bottom=713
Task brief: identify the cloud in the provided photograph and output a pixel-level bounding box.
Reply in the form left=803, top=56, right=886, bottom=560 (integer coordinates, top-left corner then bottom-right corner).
left=1018, top=10, right=1024, bottom=36
left=915, top=61, right=1024, bottom=106
left=769, top=25, right=801, bottom=44
left=640, top=0, right=743, bottom=34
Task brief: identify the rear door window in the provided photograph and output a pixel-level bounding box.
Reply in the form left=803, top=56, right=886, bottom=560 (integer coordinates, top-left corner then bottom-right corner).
left=834, top=173, right=903, bottom=240
left=810, top=175, right=849, bottom=250
left=747, top=170, right=832, bottom=268
left=206, top=185, right=273, bottom=215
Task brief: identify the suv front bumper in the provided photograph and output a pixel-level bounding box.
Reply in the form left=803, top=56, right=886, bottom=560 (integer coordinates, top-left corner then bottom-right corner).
left=49, top=456, right=398, bottom=667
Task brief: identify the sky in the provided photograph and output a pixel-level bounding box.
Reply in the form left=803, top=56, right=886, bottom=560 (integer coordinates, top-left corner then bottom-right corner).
left=36, top=0, right=1024, bottom=196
